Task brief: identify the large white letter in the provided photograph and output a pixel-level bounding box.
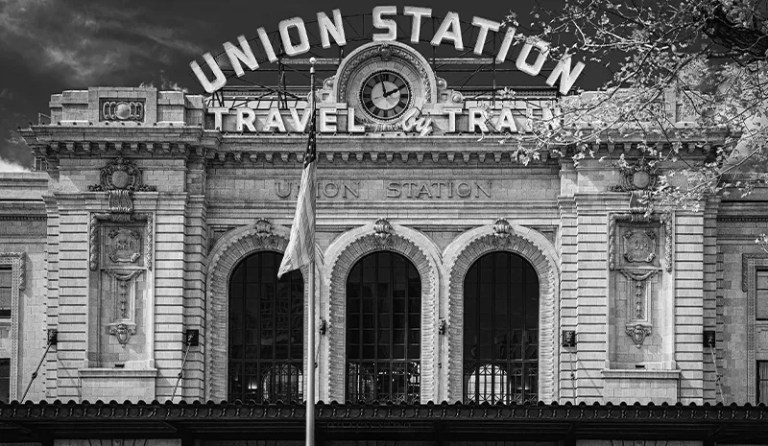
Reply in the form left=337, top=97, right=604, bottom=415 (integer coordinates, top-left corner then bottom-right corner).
left=289, top=107, right=313, bottom=132
left=190, top=53, right=226, bottom=94
left=317, top=9, right=347, bottom=48
left=257, top=27, right=278, bottom=63
left=495, top=27, right=517, bottom=63
left=403, top=6, right=431, bottom=43
left=347, top=108, right=366, bottom=133
left=495, top=108, right=518, bottom=133
left=516, top=40, right=549, bottom=76
left=208, top=107, right=230, bottom=130
left=431, top=12, right=464, bottom=50
left=472, top=17, right=500, bottom=55
left=373, top=6, right=397, bottom=41
left=468, top=108, right=489, bottom=132
left=236, top=108, right=256, bottom=132
left=223, top=35, right=259, bottom=77
left=546, top=54, right=586, bottom=94
left=319, top=108, right=337, bottom=133
left=264, top=108, right=287, bottom=132
left=279, top=17, right=310, bottom=56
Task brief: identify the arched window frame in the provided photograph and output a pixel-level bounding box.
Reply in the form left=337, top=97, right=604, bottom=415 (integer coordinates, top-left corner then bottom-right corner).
left=205, top=221, right=319, bottom=401
left=445, top=225, right=560, bottom=403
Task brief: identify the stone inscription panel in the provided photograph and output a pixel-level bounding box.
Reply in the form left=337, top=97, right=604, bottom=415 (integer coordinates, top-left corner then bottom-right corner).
left=276, top=180, right=492, bottom=200
left=208, top=174, right=559, bottom=202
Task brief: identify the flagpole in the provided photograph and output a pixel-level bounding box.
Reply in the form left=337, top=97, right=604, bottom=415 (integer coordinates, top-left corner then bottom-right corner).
left=306, top=57, right=317, bottom=446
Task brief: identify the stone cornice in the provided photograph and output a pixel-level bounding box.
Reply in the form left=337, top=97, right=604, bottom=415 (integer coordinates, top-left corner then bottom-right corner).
left=717, top=215, right=768, bottom=222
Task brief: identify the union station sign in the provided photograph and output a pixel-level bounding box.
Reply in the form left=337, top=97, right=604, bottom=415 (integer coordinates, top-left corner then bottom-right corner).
left=191, top=6, right=588, bottom=136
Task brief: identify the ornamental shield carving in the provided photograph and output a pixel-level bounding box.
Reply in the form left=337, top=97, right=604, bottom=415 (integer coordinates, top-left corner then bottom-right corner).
left=102, top=225, right=144, bottom=268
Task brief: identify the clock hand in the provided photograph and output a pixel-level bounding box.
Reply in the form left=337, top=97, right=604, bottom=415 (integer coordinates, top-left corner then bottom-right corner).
left=382, top=86, right=400, bottom=98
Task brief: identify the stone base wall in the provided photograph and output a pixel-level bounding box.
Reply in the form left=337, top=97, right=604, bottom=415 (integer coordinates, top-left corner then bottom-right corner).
left=602, top=369, right=680, bottom=404
left=79, top=368, right=157, bottom=402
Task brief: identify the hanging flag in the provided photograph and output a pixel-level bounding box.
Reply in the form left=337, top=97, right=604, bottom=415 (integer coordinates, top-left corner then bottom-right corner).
left=278, top=99, right=317, bottom=278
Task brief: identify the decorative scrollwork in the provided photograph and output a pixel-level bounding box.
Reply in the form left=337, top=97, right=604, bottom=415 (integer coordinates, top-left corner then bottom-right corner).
left=0, top=252, right=25, bottom=290
left=613, top=158, right=658, bottom=192
left=661, top=212, right=674, bottom=272
left=625, top=324, right=652, bottom=348
left=89, top=157, right=156, bottom=215
left=100, top=99, right=145, bottom=121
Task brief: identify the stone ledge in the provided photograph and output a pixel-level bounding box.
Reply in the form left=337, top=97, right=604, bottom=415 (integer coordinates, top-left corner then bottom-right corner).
left=602, top=369, right=681, bottom=380
left=78, top=368, right=158, bottom=379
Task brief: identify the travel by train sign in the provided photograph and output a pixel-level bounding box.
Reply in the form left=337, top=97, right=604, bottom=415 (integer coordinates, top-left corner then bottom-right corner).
left=190, top=6, right=588, bottom=95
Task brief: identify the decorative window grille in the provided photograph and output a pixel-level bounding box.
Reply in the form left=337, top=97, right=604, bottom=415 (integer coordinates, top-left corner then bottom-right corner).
left=757, top=270, right=768, bottom=320
left=463, top=252, right=539, bottom=404
left=759, top=361, right=768, bottom=404
left=0, top=358, right=8, bottom=403
left=228, top=251, right=304, bottom=402
left=346, top=252, right=421, bottom=403
left=0, top=268, right=10, bottom=319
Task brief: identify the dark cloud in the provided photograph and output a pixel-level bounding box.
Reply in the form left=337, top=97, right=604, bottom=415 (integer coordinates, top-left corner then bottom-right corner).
left=0, top=0, right=566, bottom=168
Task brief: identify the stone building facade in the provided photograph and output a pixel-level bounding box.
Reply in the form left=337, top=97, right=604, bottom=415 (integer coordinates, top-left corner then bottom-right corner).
left=1, top=41, right=768, bottom=445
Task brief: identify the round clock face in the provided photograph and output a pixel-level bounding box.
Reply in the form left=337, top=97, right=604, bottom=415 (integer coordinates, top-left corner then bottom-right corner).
left=359, top=71, right=412, bottom=121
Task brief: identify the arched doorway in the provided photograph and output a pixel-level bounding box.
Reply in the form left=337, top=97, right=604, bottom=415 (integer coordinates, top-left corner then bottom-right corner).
left=463, top=251, right=539, bottom=403
left=346, top=251, right=421, bottom=403
left=228, top=251, right=304, bottom=402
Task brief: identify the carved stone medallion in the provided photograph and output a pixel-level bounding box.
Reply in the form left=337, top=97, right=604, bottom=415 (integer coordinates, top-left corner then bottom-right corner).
left=622, top=229, right=656, bottom=264
left=107, top=228, right=142, bottom=264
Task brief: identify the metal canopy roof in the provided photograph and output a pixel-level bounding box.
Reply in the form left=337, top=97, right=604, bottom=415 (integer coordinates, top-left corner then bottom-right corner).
left=2, top=401, right=768, bottom=445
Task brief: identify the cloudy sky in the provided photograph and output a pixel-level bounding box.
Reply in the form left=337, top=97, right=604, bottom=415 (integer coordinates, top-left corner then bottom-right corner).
left=0, top=0, right=571, bottom=170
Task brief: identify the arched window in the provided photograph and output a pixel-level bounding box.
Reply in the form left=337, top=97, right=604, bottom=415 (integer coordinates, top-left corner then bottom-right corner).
left=463, top=252, right=539, bottom=403
left=346, top=251, right=421, bottom=403
left=228, top=251, right=303, bottom=402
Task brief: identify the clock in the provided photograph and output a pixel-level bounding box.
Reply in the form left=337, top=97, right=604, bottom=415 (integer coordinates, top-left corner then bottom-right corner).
left=359, top=71, right=412, bottom=121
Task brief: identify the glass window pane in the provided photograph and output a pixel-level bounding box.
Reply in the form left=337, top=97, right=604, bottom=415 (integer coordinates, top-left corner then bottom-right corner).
left=228, top=252, right=303, bottom=402
left=346, top=252, right=421, bottom=402
left=757, top=271, right=768, bottom=320
left=463, top=252, right=539, bottom=404
left=0, top=269, right=11, bottom=316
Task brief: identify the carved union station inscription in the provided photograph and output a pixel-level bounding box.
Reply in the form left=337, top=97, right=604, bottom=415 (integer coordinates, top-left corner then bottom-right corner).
left=274, top=180, right=491, bottom=200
